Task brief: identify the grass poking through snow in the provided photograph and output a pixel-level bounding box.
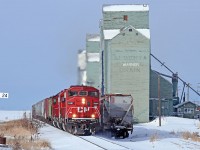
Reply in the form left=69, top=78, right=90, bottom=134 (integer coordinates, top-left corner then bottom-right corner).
left=0, top=118, right=51, bottom=149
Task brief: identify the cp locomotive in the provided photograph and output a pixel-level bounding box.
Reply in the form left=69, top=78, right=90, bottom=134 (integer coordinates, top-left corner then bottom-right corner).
left=32, top=85, right=100, bottom=135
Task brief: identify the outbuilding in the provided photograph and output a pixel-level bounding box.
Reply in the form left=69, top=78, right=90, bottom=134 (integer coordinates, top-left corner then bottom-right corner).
left=174, top=101, right=200, bottom=119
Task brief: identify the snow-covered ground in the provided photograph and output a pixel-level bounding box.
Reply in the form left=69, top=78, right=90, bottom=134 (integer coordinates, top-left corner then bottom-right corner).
left=0, top=110, right=30, bottom=122
left=1, top=111, right=200, bottom=150
left=38, top=116, right=200, bottom=150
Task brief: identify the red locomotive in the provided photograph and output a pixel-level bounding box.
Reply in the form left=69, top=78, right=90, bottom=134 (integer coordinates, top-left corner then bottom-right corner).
left=32, top=85, right=100, bottom=135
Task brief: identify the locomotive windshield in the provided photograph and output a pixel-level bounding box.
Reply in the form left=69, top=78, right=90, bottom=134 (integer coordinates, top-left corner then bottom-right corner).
left=79, top=91, right=87, bottom=96
left=69, top=91, right=78, bottom=96
left=69, top=90, right=98, bottom=97
left=88, top=91, right=98, bottom=97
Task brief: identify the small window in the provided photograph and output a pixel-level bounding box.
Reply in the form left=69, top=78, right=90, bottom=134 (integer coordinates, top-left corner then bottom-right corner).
left=123, top=15, right=128, bottom=21
left=129, top=29, right=132, bottom=32
left=184, top=108, right=194, bottom=114
left=79, top=91, right=87, bottom=96
left=61, top=97, right=65, bottom=102
left=53, top=99, right=56, bottom=104
left=88, top=91, right=98, bottom=97
left=69, top=91, right=78, bottom=96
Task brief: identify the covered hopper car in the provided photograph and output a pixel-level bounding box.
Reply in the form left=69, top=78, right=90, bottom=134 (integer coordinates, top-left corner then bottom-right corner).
left=100, top=94, right=134, bottom=138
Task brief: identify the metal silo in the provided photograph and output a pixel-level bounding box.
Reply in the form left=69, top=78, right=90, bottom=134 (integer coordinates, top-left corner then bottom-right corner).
left=101, top=4, right=150, bottom=123
left=85, top=34, right=100, bottom=89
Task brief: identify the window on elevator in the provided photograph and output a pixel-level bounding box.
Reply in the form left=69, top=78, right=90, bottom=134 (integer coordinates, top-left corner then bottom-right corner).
left=124, top=15, right=128, bottom=21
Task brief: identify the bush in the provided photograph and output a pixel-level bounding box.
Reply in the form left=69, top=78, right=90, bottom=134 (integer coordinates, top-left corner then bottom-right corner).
left=181, top=131, right=200, bottom=142
left=0, top=118, right=52, bottom=149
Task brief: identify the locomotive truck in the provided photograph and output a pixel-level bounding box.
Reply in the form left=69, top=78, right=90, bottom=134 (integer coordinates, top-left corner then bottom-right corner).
left=32, top=85, right=134, bottom=138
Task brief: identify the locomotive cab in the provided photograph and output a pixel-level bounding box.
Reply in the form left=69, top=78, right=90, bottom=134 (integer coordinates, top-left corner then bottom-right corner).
left=63, top=86, right=100, bottom=135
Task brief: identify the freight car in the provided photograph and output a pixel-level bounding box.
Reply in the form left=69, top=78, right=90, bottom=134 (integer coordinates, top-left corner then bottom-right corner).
left=100, top=94, right=134, bottom=138
left=32, top=85, right=100, bottom=135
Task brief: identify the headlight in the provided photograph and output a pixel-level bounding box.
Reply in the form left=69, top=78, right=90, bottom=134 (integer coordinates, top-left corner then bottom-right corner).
left=72, top=114, right=76, bottom=118
left=82, top=98, right=86, bottom=104
left=91, top=114, right=95, bottom=118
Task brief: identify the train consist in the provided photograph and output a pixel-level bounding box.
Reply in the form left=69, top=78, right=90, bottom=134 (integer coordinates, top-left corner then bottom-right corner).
left=32, top=85, right=134, bottom=138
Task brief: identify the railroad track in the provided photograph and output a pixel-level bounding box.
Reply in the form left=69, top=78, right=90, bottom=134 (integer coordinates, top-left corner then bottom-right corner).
left=77, top=135, right=133, bottom=150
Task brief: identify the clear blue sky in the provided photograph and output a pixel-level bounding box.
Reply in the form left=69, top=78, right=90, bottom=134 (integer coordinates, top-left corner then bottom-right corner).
left=0, top=0, right=200, bottom=110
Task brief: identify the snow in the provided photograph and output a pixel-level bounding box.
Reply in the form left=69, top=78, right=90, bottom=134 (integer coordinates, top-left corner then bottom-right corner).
left=87, top=36, right=100, bottom=42
left=39, top=125, right=100, bottom=150
left=1, top=111, right=200, bottom=150
left=103, top=4, right=149, bottom=12
left=39, top=116, right=200, bottom=150
left=0, top=110, right=30, bottom=122
left=103, top=28, right=150, bottom=40
left=87, top=53, right=100, bottom=62
left=103, top=29, right=120, bottom=40
left=137, top=29, right=150, bottom=39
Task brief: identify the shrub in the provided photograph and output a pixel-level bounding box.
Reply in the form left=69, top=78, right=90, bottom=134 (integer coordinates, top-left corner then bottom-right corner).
left=181, top=131, right=200, bottom=142
left=149, top=133, right=158, bottom=142
left=0, top=118, right=52, bottom=149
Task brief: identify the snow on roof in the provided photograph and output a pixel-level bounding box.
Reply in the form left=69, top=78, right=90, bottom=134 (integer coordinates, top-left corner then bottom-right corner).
left=87, top=53, right=100, bottom=62
left=88, top=36, right=100, bottom=41
left=174, top=101, right=200, bottom=108
left=137, top=29, right=150, bottom=39
left=103, top=29, right=120, bottom=40
left=87, top=34, right=100, bottom=42
left=103, top=4, right=149, bottom=12
left=103, top=27, right=150, bottom=40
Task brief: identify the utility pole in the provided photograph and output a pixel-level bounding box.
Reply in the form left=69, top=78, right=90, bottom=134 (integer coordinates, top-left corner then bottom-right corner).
left=197, top=83, right=200, bottom=93
left=158, top=75, right=161, bottom=126
left=187, top=83, right=190, bottom=101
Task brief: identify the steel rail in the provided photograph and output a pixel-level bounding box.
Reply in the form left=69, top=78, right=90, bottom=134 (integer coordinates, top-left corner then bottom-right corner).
left=77, top=135, right=132, bottom=150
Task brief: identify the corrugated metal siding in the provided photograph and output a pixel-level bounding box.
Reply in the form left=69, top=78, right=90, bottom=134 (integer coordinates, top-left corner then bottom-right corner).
left=104, top=27, right=150, bottom=123
left=103, top=11, right=149, bottom=30
left=86, top=34, right=100, bottom=53
left=150, top=70, right=173, bottom=99
left=86, top=62, right=100, bottom=88
left=149, top=98, right=174, bottom=119
left=86, top=35, right=100, bottom=89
